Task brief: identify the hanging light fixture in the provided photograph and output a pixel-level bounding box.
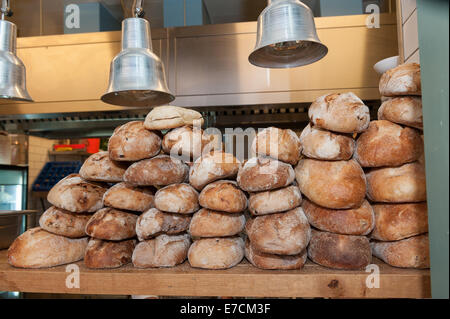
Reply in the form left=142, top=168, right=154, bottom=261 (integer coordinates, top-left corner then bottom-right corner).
left=101, top=0, right=174, bottom=107
left=0, top=0, right=33, bottom=101
left=249, top=0, right=328, bottom=68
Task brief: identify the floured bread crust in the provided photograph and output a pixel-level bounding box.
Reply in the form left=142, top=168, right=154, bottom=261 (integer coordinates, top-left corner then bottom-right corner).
left=136, top=208, right=191, bottom=241
left=103, top=182, right=155, bottom=212
left=144, top=106, right=204, bottom=130
left=378, top=97, right=423, bottom=129
left=189, top=208, right=245, bottom=237
left=248, top=185, right=302, bottom=216
left=85, top=208, right=138, bottom=241
left=79, top=151, right=128, bottom=182
left=154, top=183, right=199, bottom=214
left=199, top=180, right=247, bottom=213
left=84, top=238, right=136, bottom=269
left=39, top=206, right=91, bottom=238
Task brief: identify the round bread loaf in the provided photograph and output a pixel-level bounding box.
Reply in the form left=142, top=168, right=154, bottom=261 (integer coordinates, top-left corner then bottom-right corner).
left=39, top=206, right=91, bottom=238
left=237, top=157, right=295, bottom=192
left=245, top=239, right=307, bottom=270
left=85, top=208, right=138, bottom=241
left=189, top=151, right=240, bottom=190
left=79, top=151, right=128, bottom=182
left=136, top=208, right=191, bottom=241
left=245, top=207, right=311, bottom=255
left=307, top=229, right=372, bottom=270
left=47, top=174, right=107, bottom=213
left=301, top=198, right=374, bottom=235
left=189, top=208, right=245, bottom=237
left=251, top=127, right=302, bottom=165
left=198, top=180, right=247, bottom=213
left=295, top=159, right=366, bottom=209
left=371, top=202, right=428, bottom=241
left=354, top=120, right=424, bottom=167
left=144, top=106, right=204, bottom=130
left=299, top=124, right=355, bottom=160
left=102, top=182, right=155, bottom=212
left=248, top=185, right=302, bottom=216
left=154, top=183, right=199, bottom=214
left=366, top=162, right=427, bottom=203
left=308, top=92, right=370, bottom=133
left=378, top=97, right=423, bottom=129
left=84, top=238, right=136, bottom=269
left=123, top=155, right=189, bottom=187
left=188, top=237, right=245, bottom=270
left=132, top=233, right=191, bottom=268
left=379, top=63, right=421, bottom=97
left=162, top=126, right=214, bottom=160
left=108, top=121, right=161, bottom=161
left=7, top=227, right=88, bottom=268
left=371, top=234, right=430, bottom=268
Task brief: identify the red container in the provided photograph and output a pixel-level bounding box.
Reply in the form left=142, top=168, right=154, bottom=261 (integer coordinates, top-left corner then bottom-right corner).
left=53, top=144, right=86, bottom=151
left=86, top=138, right=100, bottom=154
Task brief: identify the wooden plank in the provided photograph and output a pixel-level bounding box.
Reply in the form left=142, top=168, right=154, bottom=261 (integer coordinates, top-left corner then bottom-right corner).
left=0, top=250, right=431, bottom=298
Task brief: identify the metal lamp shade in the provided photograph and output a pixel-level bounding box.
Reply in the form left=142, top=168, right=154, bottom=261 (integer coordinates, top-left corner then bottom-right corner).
left=101, top=18, right=174, bottom=107
left=249, top=0, right=328, bottom=68
left=0, top=20, right=32, bottom=101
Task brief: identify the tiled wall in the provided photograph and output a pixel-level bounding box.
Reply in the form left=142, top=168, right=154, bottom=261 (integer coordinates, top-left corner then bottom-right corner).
left=400, top=0, right=420, bottom=63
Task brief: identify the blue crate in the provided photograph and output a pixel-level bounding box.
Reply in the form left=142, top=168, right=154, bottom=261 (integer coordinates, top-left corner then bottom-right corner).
left=32, top=161, right=82, bottom=192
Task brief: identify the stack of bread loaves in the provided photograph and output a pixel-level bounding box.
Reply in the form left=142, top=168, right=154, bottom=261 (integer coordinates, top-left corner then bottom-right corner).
left=296, top=92, right=373, bottom=270
left=187, top=152, right=246, bottom=269
left=355, top=63, right=430, bottom=269
left=240, top=128, right=311, bottom=270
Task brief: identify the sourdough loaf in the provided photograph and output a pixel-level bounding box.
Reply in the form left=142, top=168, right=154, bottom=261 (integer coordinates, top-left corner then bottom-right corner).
left=136, top=208, right=191, bottom=241
left=8, top=227, right=88, bottom=268
left=85, top=208, right=138, bottom=241
left=189, top=208, right=245, bottom=237
left=162, top=125, right=213, bottom=160
left=379, top=63, right=421, bottom=97
left=248, top=185, right=302, bottom=216
left=79, top=151, right=128, bottom=182
left=188, top=237, right=245, bottom=270
left=198, top=180, right=247, bottom=213
left=237, top=157, right=295, bottom=192
left=154, top=183, right=199, bottom=214
left=295, top=159, right=366, bottom=209
left=378, top=97, right=423, bottom=129
left=39, top=206, right=91, bottom=238
left=84, top=238, right=136, bottom=269
left=132, top=233, right=191, bottom=268
left=144, top=106, right=204, bottom=130
left=47, top=174, right=107, bottom=213
left=102, top=182, right=155, bottom=212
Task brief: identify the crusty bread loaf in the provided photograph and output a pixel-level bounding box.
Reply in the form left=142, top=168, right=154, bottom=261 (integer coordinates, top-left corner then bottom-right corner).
left=299, top=124, right=355, bottom=160
left=302, top=198, right=374, bottom=236
left=132, top=233, right=191, bottom=268
left=245, top=239, right=307, bottom=270
left=162, top=126, right=214, bottom=160
left=189, top=208, right=245, bottom=237
left=308, top=92, right=370, bottom=133
left=136, top=208, right=191, bottom=241
left=79, top=151, right=128, bottom=182
left=144, top=106, right=204, bottom=130
left=252, top=127, right=302, bottom=165
left=307, top=229, right=372, bottom=270
left=295, top=159, right=366, bottom=209
left=39, top=206, right=91, bottom=238
left=237, top=157, right=295, bottom=192
left=198, top=180, right=247, bottom=213
left=154, top=183, right=199, bottom=214
left=366, top=162, right=427, bottom=203
left=245, top=207, right=311, bottom=255
left=47, top=174, right=107, bottom=213
left=84, top=238, right=136, bottom=269
left=102, top=182, right=155, bottom=212
left=248, top=185, right=302, bottom=216
left=123, top=155, right=189, bottom=187
left=378, top=97, right=423, bottom=129
left=8, top=227, right=88, bottom=268
left=354, top=120, right=424, bottom=167
left=371, top=234, right=430, bottom=268
left=371, top=202, right=428, bottom=241
left=189, top=151, right=240, bottom=190
left=85, top=208, right=138, bottom=241
left=379, top=63, right=421, bottom=97
left=188, top=237, right=245, bottom=269
left=108, top=121, right=161, bottom=161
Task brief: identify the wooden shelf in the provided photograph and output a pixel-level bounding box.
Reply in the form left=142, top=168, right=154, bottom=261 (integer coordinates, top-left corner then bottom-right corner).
left=0, top=250, right=430, bottom=298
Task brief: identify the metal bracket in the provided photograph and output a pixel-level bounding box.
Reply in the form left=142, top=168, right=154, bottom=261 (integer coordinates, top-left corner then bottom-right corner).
left=0, top=0, right=12, bottom=19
